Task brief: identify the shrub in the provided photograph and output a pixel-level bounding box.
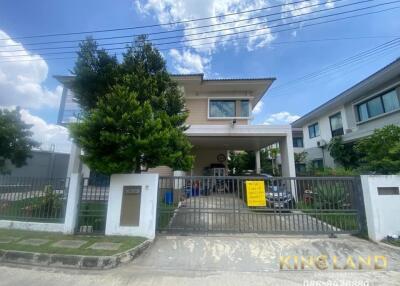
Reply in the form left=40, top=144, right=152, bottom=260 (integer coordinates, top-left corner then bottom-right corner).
left=313, top=184, right=348, bottom=209
left=35, top=185, right=62, bottom=218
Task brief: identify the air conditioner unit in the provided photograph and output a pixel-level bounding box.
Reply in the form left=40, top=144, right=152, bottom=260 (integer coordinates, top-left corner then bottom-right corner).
left=317, top=140, right=327, bottom=148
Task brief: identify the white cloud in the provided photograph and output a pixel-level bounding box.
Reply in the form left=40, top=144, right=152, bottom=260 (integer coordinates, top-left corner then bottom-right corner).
left=0, top=30, right=62, bottom=109
left=169, top=49, right=210, bottom=73
left=281, top=0, right=335, bottom=18
left=263, top=111, right=300, bottom=125
left=135, top=0, right=276, bottom=53
left=19, top=109, right=71, bottom=153
left=252, top=100, right=263, bottom=114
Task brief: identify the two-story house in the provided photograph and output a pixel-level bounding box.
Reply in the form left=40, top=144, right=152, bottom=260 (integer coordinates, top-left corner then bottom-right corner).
left=55, top=74, right=296, bottom=178
left=291, top=58, right=400, bottom=168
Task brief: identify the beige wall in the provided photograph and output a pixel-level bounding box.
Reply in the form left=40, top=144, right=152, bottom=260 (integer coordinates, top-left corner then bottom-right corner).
left=185, top=98, right=249, bottom=125
left=191, top=148, right=228, bottom=176
left=146, top=166, right=173, bottom=177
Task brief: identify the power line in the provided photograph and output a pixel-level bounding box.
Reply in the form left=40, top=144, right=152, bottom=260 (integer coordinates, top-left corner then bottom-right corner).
left=1, top=0, right=352, bottom=51
left=1, top=5, right=398, bottom=63
left=0, top=0, right=346, bottom=41
left=269, top=38, right=400, bottom=94
left=2, top=1, right=399, bottom=59
left=0, top=0, right=383, bottom=49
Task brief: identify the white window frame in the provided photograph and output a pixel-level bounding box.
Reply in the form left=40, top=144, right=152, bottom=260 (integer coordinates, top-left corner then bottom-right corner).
left=207, top=97, right=253, bottom=120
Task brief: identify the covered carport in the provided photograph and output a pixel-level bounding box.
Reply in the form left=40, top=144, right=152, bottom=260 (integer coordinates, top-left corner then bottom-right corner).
left=185, top=124, right=296, bottom=177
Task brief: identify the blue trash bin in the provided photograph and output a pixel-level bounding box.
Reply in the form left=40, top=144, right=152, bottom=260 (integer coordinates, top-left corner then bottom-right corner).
left=164, top=191, right=173, bottom=205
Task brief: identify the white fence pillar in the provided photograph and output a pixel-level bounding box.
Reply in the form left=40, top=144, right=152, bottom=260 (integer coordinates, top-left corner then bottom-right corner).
left=361, top=175, right=400, bottom=241
left=105, top=173, right=159, bottom=239
left=63, top=173, right=82, bottom=234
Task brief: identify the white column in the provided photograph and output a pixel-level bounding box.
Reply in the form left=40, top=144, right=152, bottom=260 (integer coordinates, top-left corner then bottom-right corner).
left=279, top=134, right=296, bottom=178
left=63, top=143, right=82, bottom=234
left=66, top=142, right=82, bottom=177
left=280, top=133, right=297, bottom=201
left=255, top=150, right=261, bottom=174
left=63, top=173, right=82, bottom=234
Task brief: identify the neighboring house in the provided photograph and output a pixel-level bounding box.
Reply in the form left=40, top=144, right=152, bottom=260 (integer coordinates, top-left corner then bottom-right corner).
left=291, top=58, right=400, bottom=168
left=4, top=149, right=69, bottom=178
left=55, top=74, right=296, bottom=178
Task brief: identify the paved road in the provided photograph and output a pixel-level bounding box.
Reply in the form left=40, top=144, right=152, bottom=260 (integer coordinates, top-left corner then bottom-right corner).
left=1, top=235, right=400, bottom=286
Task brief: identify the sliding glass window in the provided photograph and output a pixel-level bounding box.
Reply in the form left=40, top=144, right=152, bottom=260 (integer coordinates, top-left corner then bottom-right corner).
left=357, top=89, right=399, bottom=122
left=329, top=112, right=344, bottom=137
left=209, top=100, right=236, bottom=118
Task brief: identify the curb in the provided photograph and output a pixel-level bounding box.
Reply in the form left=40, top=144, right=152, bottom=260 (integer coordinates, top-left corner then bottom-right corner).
left=0, top=239, right=152, bottom=270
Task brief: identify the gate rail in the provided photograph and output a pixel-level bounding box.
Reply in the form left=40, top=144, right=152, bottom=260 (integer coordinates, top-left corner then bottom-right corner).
left=157, top=176, right=364, bottom=235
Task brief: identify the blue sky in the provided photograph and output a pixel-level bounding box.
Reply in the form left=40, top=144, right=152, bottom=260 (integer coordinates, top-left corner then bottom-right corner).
left=0, top=0, right=399, bottom=152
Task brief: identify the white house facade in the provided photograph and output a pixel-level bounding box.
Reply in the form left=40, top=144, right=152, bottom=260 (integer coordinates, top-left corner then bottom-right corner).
left=291, top=58, right=400, bottom=169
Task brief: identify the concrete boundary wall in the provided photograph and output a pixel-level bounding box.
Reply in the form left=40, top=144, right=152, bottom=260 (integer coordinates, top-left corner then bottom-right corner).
left=0, top=220, right=65, bottom=233
left=361, top=175, right=400, bottom=241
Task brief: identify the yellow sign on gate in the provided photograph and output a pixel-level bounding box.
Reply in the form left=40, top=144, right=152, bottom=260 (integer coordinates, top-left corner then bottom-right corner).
left=245, top=181, right=266, bottom=207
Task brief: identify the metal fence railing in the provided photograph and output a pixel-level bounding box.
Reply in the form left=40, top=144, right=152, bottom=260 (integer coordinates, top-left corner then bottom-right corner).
left=157, top=176, right=364, bottom=234
left=0, top=176, right=69, bottom=223
left=76, top=177, right=110, bottom=234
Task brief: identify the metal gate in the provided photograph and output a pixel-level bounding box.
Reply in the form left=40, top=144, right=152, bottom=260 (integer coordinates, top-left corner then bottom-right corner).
left=76, top=176, right=110, bottom=234
left=156, top=176, right=364, bottom=235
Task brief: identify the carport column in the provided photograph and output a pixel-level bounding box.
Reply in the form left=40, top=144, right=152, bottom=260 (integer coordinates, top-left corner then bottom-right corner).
left=64, top=143, right=82, bottom=234
left=255, top=150, right=261, bottom=174
left=280, top=133, right=297, bottom=201
left=279, top=133, right=296, bottom=178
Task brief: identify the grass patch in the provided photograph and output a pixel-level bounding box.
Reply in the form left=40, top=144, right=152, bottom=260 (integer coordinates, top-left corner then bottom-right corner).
left=0, top=229, right=146, bottom=256
left=157, top=203, right=178, bottom=230
left=382, top=238, right=400, bottom=247
left=297, top=201, right=359, bottom=231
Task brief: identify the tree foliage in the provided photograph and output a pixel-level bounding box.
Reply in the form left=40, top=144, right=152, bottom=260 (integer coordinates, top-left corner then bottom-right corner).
left=70, top=36, right=194, bottom=174
left=328, top=136, right=360, bottom=169
left=0, top=108, right=39, bottom=174
left=227, top=149, right=277, bottom=175
left=355, top=125, right=400, bottom=174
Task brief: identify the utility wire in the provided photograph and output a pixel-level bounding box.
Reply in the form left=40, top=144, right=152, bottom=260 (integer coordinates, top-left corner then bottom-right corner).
left=0, top=0, right=384, bottom=49
left=0, top=5, right=398, bottom=63
left=1, top=0, right=352, bottom=50
left=269, top=38, right=400, bottom=94
left=0, top=0, right=347, bottom=41
left=2, top=1, right=399, bottom=59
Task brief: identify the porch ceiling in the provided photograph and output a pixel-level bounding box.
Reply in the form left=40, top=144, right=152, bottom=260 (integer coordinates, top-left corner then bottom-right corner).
left=185, top=124, right=291, bottom=150
left=188, top=136, right=279, bottom=150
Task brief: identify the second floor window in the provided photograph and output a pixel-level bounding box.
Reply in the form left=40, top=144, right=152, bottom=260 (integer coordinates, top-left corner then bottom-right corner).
left=293, top=137, right=303, bottom=147
left=209, top=99, right=250, bottom=118
left=357, top=89, right=399, bottom=122
left=308, top=122, right=320, bottom=139
left=209, top=100, right=235, bottom=118
left=329, top=112, right=344, bottom=137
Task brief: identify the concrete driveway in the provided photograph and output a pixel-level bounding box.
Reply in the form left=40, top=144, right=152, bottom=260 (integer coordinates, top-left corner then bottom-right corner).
left=168, top=194, right=340, bottom=233
left=1, top=235, right=400, bottom=286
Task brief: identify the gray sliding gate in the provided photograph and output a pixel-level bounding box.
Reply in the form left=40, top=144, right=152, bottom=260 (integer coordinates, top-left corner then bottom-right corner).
left=156, top=176, right=364, bottom=235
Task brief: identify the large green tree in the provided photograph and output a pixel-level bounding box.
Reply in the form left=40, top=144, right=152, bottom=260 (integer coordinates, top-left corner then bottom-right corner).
left=70, top=36, right=194, bottom=174
left=0, top=108, right=39, bottom=174
left=355, top=125, right=400, bottom=174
